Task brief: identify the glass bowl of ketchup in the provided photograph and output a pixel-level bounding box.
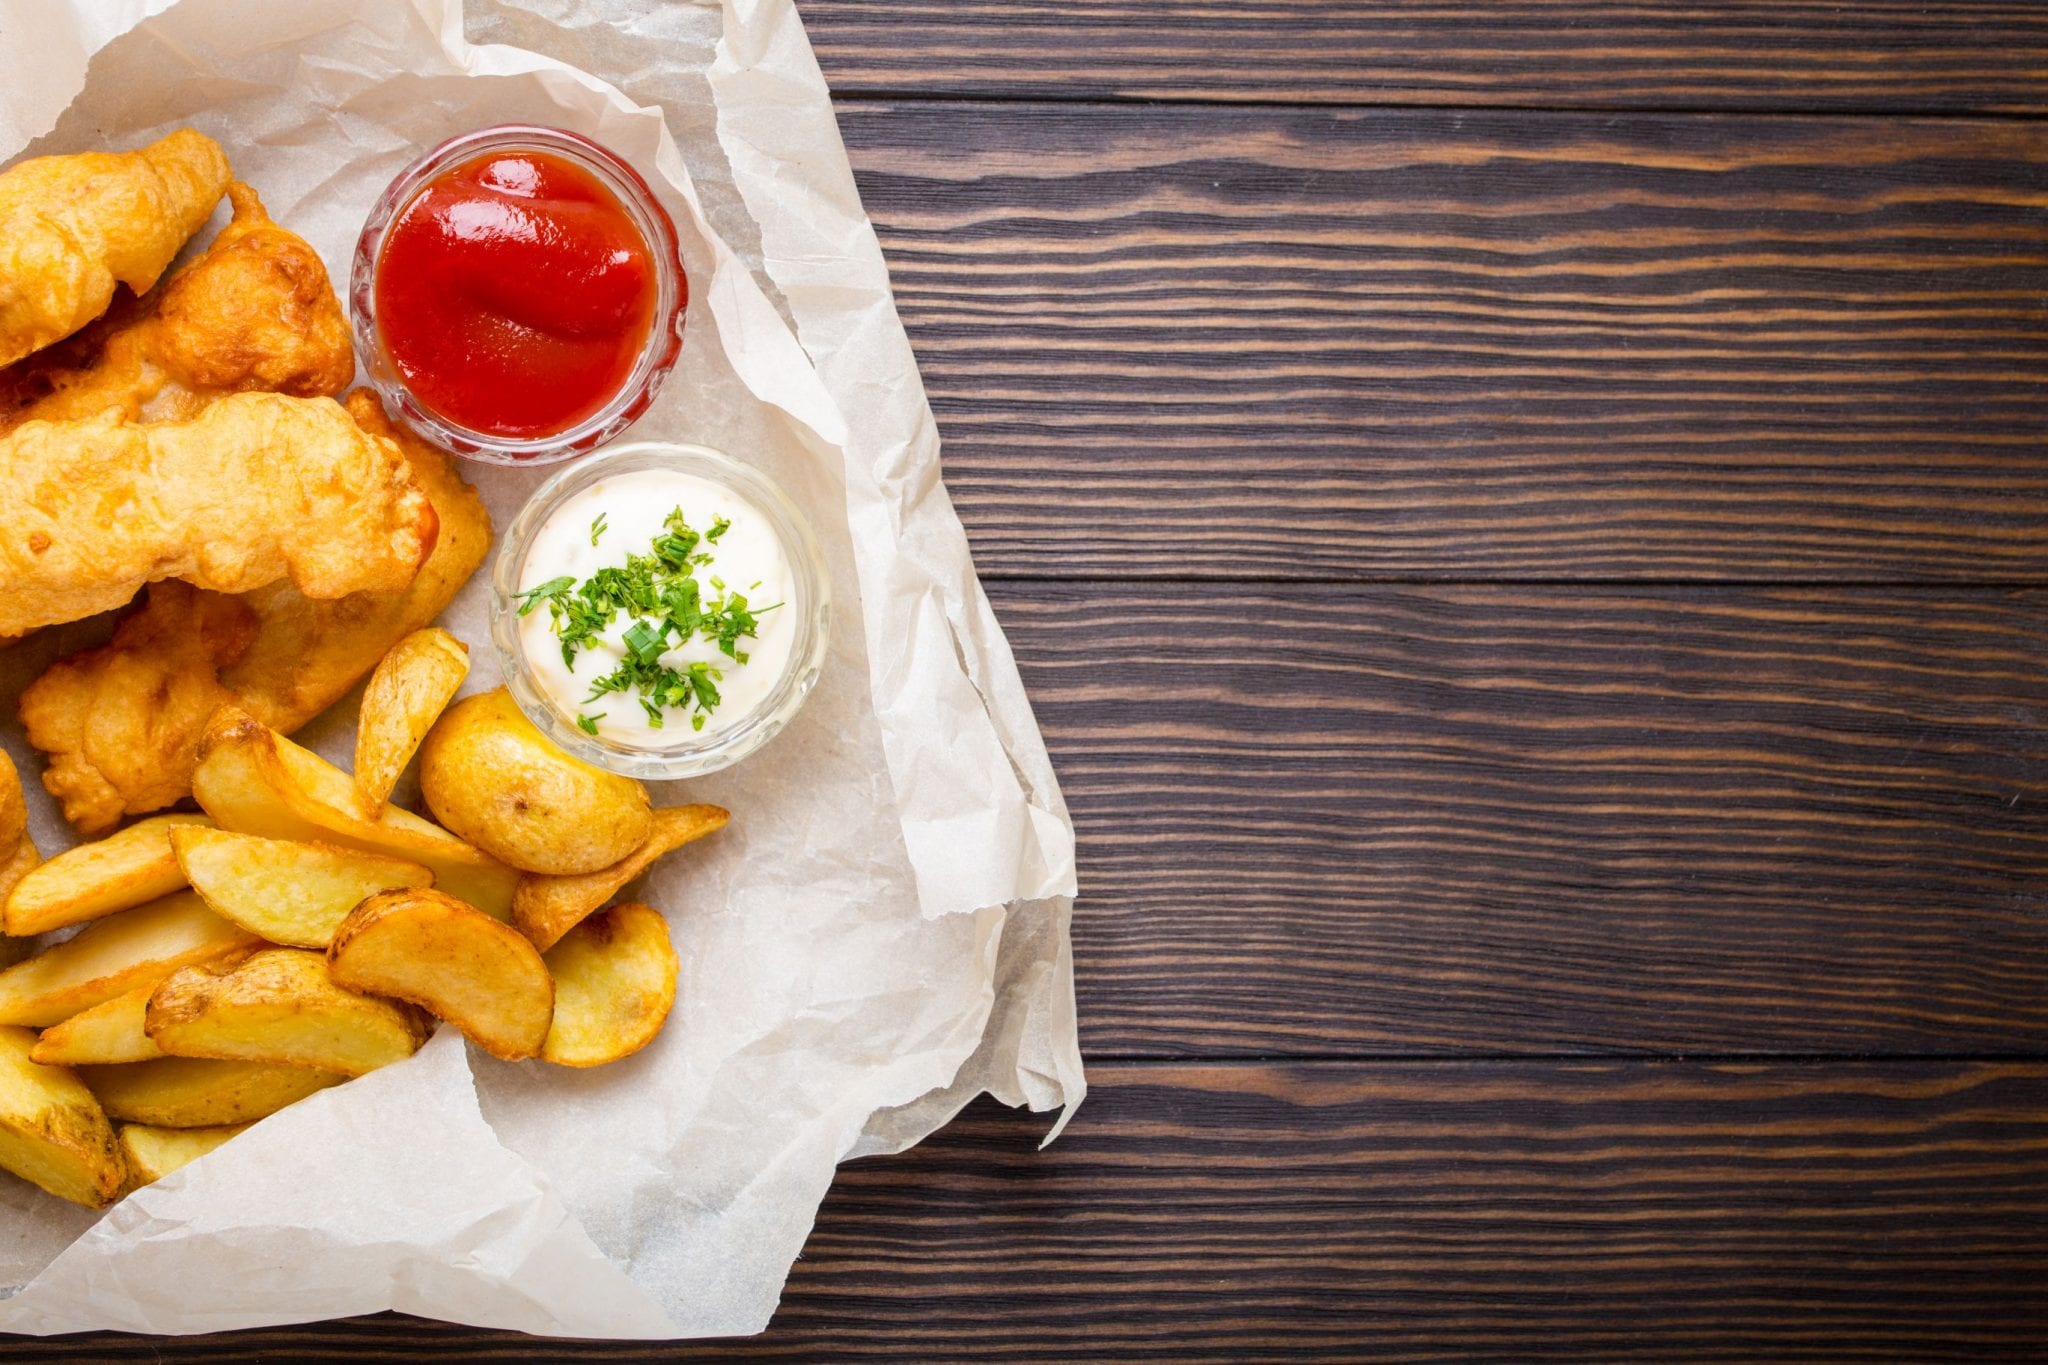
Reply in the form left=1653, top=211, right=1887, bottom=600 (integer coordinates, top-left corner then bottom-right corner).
left=351, top=124, right=687, bottom=465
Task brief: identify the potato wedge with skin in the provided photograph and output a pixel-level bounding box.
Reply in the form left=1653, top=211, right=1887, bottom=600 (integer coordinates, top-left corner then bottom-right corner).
left=0, top=892, right=258, bottom=1028
left=30, top=985, right=163, bottom=1066
left=4, top=813, right=213, bottom=937
left=419, top=688, right=652, bottom=876
left=0, top=1025, right=125, bottom=1208
left=354, top=628, right=469, bottom=817
left=329, top=888, right=552, bottom=1061
left=542, top=903, right=678, bottom=1068
left=192, top=705, right=516, bottom=916
left=513, top=804, right=729, bottom=951
left=173, top=827, right=431, bottom=949
left=147, top=948, right=430, bottom=1077
left=119, top=1121, right=247, bottom=1189
left=82, top=1057, right=342, bottom=1128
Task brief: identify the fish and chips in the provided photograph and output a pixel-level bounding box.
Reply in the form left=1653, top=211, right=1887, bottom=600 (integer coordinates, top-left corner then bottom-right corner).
left=0, top=129, right=720, bottom=1213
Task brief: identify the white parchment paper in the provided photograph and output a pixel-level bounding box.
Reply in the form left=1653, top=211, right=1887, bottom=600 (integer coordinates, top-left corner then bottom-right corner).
left=0, top=0, right=1082, bottom=1338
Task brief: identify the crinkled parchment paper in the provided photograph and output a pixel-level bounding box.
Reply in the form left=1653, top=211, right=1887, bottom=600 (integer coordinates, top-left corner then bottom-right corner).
left=0, top=0, right=1082, bottom=1338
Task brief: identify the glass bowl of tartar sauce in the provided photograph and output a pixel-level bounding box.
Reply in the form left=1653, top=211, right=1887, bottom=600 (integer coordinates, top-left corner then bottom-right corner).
left=488, top=442, right=830, bottom=779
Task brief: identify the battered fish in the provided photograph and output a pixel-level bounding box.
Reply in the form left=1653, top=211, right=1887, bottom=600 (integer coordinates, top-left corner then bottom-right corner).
left=0, top=129, right=231, bottom=368
left=20, top=392, right=490, bottom=835
left=0, top=183, right=353, bottom=431
left=0, top=392, right=436, bottom=636
left=0, top=749, right=25, bottom=863
left=0, top=752, right=35, bottom=962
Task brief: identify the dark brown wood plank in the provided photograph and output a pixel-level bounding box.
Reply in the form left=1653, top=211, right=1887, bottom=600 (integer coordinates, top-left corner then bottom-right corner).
left=31, top=1061, right=2048, bottom=1360
left=841, top=105, right=2048, bottom=581
left=806, top=0, right=2048, bottom=114
left=994, top=582, right=2048, bottom=1057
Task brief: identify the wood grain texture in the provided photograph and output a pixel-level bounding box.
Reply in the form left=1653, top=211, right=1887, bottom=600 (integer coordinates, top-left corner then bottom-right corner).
left=32, top=1062, right=2048, bottom=1361
left=804, top=0, right=2048, bottom=114
left=989, top=582, right=2048, bottom=1056
left=842, top=105, right=2048, bottom=581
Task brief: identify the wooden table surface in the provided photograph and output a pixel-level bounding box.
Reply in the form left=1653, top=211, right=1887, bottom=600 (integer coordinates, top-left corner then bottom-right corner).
left=26, top=3, right=2048, bottom=1360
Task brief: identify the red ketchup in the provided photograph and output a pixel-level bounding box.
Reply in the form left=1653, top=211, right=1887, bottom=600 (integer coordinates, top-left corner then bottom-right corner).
left=373, top=149, right=657, bottom=441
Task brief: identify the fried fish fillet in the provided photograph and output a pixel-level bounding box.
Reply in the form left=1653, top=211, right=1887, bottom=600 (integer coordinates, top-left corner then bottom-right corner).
left=0, top=753, right=35, bottom=962
left=20, top=392, right=490, bottom=835
left=0, top=183, right=353, bottom=432
left=0, top=129, right=231, bottom=369
left=223, top=391, right=492, bottom=731
left=0, top=750, right=24, bottom=860
left=0, top=392, right=436, bottom=637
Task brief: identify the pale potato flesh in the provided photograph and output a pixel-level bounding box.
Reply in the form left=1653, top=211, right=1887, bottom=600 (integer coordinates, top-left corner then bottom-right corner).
left=0, top=891, right=258, bottom=1028
left=354, top=627, right=469, bottom=816
left=147, top=947, right=430, bottom=1076
left=81, top=1056, right=342, bottom=1127
left=541, top=902, right=678, bottom=1068
left=513, top=804, right=728, bottom=951
left=191, top=705, right=516, bottom=916
left=4, top=812, right=212, bottom=937
left=328, top=888, right=552, bottom=1062
left=30, top=984, right=163, bottom=1065
left=118, top=1121, right=248, bottom=1188
left=173, top=826, right=431, bottom=949
left=0, top=1025, right=125, bottom=1208
left=418, top=688, right=652, bottom=876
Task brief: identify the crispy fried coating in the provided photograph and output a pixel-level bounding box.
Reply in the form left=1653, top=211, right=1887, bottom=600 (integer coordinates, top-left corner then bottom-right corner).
left=0, top=392, right=436, bottom=637
left=0, top=749, right=25, bottom=858
left=0, top=129, right=231, bottom=368
left=0, top=752, right=35, bottom=960
left=0, top=183, right=353, bottom=431
left=224, top=392, right=492, bottom=730
left=18, top=584, right=255, bottom=835
left=20, top=393, right=490, bottom=834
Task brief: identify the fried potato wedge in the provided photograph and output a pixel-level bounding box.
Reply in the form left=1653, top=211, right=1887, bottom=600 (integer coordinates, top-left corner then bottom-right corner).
left=81, top=1057, right=341, bottom=1128
left=173, top=826, right=431, bottom=949
left=4, top=813, right=212, bottom=937
left=541, top=903, right=678, bottom=1068
left=30, top=984, right=162, bottom=1065
left=329, top=888, right=552, bottom=1061
left=147, top=948, right=430, bottom=1077
left=0, top=891, right=258, bottom=1028
left=354, top=627, right=469, bottom=817
left=0, top=1025, right=125, bottom=1207
left=191, top=705, right=516, bottom=916
left=513, top=804, right=728, bottom=951
left=119, top=1121, right=247, bottom=1188
left=419, top=688, right=652, bottom=876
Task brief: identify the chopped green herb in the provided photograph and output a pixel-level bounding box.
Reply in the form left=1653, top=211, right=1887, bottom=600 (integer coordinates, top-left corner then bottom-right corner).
left=514, top=576, right=575, bottom=615
left=532, top=508, right=767, bottom=732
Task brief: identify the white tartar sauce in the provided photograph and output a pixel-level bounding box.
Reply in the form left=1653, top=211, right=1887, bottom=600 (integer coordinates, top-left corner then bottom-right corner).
left=516, top=468, right=795, bottom=748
